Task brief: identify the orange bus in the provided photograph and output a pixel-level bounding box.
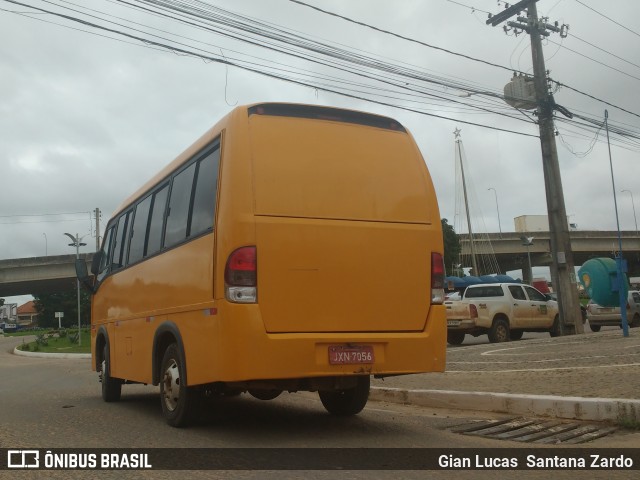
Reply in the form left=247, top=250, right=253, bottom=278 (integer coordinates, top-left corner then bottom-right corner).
left=76, top=103, right=446, bottom=427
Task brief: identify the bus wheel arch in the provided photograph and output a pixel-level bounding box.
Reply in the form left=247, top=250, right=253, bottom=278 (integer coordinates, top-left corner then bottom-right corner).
left=96, top=328, right=122, bottom=402
left=152, top=322, right=187, bottom=386
left=95, top=327, right=109, bottom=372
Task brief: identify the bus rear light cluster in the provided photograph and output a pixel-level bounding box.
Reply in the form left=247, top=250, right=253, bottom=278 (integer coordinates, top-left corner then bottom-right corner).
left=431, top=252, right=445, bottom=305
left=225, top=246, right=257, bottom=303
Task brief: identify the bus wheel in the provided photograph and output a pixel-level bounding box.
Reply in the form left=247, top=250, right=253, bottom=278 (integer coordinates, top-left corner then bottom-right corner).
left=319, top=376, right=370, bottom=416
left=249, top=389, right=282, bottom=401
left=160, top=343, right=196, bottom=427
left=101, top=345, right=122, bottom=402
left=447, top=331, right=465, bottom=345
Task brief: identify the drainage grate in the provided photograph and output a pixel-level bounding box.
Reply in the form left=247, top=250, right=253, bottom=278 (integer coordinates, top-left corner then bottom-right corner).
left=451, top=417, right=617, bottom=444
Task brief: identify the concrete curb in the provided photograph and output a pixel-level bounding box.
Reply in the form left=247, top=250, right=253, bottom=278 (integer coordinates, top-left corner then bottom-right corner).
left=370, top=387, right=640, bottom=423
left=13, top=346, right=90, bottom=359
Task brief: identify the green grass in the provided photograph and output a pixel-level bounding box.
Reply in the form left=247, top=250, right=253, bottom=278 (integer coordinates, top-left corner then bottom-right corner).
left=15, top=329, right=91, bottom=354
left=3, top=328, right=48, bottom=337
left=616, top=417, right=640, bottom=431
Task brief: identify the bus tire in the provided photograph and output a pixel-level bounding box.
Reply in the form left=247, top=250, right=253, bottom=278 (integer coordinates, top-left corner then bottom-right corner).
left=249, top=389, right=282, bottom=401
left=160, top=343, right=197, bottom=427
left=319, top=376, right=370, bottom=416
left=101, top=345, right=122, bottom=402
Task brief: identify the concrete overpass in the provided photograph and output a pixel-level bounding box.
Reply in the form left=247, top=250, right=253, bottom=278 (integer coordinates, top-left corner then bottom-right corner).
left=0, top=253, right=94, bottom=297
left=459, top=230, right=640, bottom=276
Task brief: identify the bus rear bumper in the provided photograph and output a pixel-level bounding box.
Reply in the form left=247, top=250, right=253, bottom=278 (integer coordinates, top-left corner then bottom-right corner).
left=184, top=304, right=446, bottom=387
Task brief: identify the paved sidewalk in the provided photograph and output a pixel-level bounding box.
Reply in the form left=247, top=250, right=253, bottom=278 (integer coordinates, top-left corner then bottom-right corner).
left=370, top=329, right=640, bottom=422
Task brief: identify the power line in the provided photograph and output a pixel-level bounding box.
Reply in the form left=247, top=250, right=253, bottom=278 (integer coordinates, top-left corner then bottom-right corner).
left=288, top=0, right=523, bottom=75
left=2, top=0, right=516, bottom=125
left=570, top=32, right=640, bottom=71
left=1, top=5, right=169, bottom=52
left=2, top=0, right=539, bottom=138
left=547, top=38, right=640, bottom=82
left=445, top=0, right=491, bottom=15
left=551, top=78, right=640, bottom=120
left=5, top=0, right=638, bottom=143
left=126, top=0, right=516, bottom=102
left=286, top=0, right=640, bottom=126
left=122, top=0, right=535, bottom=122
left=0, top=211, right=90, bottom=218
left=574, top=0, right=640, bottom=39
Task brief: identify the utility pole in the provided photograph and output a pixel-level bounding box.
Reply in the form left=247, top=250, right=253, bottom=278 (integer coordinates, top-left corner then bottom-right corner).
left=455, top=129, right=480, bottom=277
left=487, top=0, right=583, bottom=334
left=94, top=207, right=101, bottom=252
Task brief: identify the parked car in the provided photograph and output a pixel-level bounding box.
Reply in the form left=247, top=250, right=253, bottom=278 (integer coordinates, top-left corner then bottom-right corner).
left=586, top=290, right=640, bottom=332
left=445, top=283, right=560, bottom=344
left=444, top=291, right=461, bottom=301
left=545, top=292, right=587, bottom=323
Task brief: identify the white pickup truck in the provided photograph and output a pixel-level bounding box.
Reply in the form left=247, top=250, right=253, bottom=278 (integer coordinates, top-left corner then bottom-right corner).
left=445, top=283, right=560, bottom=345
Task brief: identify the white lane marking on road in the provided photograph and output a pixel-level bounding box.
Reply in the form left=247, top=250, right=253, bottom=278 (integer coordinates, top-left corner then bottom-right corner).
left=443, top=362, right=640, bottom=374
left=448, top=352, right=640, bottom=364
left=478, top=340, right=611, bottom=356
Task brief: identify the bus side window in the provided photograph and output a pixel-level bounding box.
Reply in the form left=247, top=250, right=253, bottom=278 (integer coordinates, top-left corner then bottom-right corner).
left=97, top=226, right=115, bottom=282
left=128, top=195, right=152, bottom=265
left=190, top=146, right=220, bottom=236
left=165, top=163, right=196, bottom=248
left=146, top=184, right=169, bottom=256
left=111, top=212, right=129, bottom=270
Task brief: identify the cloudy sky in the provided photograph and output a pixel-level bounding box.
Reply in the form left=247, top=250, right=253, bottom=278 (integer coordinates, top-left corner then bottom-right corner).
left=1, top=0, right=640, bottom=303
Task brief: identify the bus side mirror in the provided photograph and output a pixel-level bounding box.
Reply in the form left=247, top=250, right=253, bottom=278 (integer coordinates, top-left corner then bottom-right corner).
left=76, top=258, right=96, bottom=294
left=91, top=251, right=103, bottom=275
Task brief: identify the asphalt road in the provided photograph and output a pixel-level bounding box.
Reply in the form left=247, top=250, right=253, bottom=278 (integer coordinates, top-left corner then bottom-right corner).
left=1, top=335, right=638, bottom=480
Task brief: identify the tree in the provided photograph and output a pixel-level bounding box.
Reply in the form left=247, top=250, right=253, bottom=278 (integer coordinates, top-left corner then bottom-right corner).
left=33, top=288, right=91, bottom=329
left=441, top=218, right=461, bottom=276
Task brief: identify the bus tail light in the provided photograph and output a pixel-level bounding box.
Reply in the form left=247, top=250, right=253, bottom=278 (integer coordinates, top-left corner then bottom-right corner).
left=225, top=246, right=257, bottom=303
left=431, top=252, right=445, bottom=305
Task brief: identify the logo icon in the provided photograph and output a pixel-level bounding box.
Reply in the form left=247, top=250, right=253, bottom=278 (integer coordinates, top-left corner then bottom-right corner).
left=7, top=450, right=39, bottom=469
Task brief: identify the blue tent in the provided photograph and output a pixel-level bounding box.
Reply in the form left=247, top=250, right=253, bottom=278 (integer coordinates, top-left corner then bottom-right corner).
left=445, top=276, right=468, bottom=288
left=494, top=274, right=521, bottom=283
left=446, top=274, right=520, bottom=289
left=446, top=276, right=482, bottom=287
left=479, top=275, right=499, bottom=283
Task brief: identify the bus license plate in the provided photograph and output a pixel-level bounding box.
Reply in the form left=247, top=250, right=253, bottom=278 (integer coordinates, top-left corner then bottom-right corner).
left=447, top=320, right=461, bottom=326
left=329, top=345, right=374, bottom=365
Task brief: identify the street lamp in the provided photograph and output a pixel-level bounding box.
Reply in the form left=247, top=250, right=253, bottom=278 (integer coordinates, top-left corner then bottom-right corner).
left=64, top=233, right=87, bottom=344
left=42, top=232, right=47, bottom=256
left=520, top=236, right=534, bottom=284
left=621, top=190, right=638, bottom=236
left=488, top=187, right=502, bottom=237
